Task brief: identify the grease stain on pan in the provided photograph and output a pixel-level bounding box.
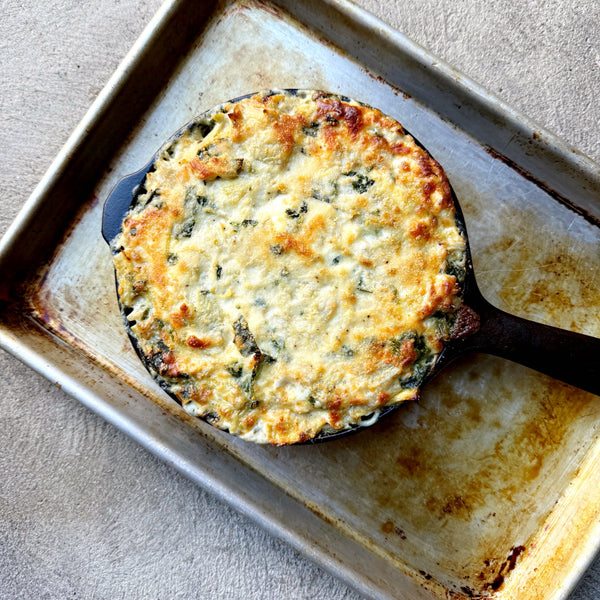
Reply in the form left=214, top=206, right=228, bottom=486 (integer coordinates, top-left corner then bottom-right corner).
left=337, top=352, right=600, bottom=593
left=496, top=242, right=600, bottom=335
left=263, top=350, right=599, bottom=596
left=455, top=182, right=600, bottom=338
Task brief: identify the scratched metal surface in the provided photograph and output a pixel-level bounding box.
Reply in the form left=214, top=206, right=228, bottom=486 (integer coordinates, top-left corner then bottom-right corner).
left=1, top=0, right=600, bottom=598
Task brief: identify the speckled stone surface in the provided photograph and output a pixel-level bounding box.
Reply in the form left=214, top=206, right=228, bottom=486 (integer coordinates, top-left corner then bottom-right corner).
left=1, top=1, right=599, bottom=598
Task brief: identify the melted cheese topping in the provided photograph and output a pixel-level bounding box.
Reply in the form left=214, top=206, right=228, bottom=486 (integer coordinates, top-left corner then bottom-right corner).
left=112, top=90, right=466, bottom=445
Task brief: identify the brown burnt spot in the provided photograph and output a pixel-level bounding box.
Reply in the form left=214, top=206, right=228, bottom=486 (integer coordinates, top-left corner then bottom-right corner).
left=450, top=305, right=480, bottom=340
left=416, top=152, right=435, bottom=177
left=228, top=103, right=243, bottom=124
left=390, top=142, right=411, bottom=155
left=489, top=575, right=503, bottom=591
left=342, top=104, right=363, bottom=138
left=381, top=520, right=394, bottom=534
left=408, top=219, right=432, bottom=240
left=361, top=137, right=393, bottom=166
left=273, top=113, right=303, bottom=152
left=326, top=398, right=342, bottom=412
left=274, top=232, right=314, bottom=258
left=422, top=181, right=437, bottom=203
left=482, top=545, right=526, bottom=592
left=425, top=493, right=472, bottom=521
left=170, top=303, right=192, bottom=329
left=243, top=414, right=257, bottom=429
left=226, top=102, right=248, bottom=142
left=459, top=586, right=476, bottom=598
left=439, top=178, right=453, bottom=208
left=413, top=153, right=455, bottom=210
left=315, top=98, right=364, bottom=138
left=151, top=347, right=181, bottom=378
left=186, top=335, right=212, bottom=349
left=294, top=431, right=309, bottom=444
left=325, top=397, right=344, bottom=427
left=377, top=391, right=391, bottom=405
left=441, top=494, right=470, bottom=516
left=329, top=409, right=342, bottom=427
left=507, top=545, right=525, bottom=571
left=381, top=520, right=407, bottom=540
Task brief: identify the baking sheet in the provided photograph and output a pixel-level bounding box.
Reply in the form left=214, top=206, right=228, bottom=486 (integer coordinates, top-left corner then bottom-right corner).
left=1, top=0, right=600, bottom=598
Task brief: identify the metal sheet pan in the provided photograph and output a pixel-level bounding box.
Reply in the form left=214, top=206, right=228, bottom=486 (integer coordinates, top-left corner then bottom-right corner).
left=1, top=0, right=599, bottom=598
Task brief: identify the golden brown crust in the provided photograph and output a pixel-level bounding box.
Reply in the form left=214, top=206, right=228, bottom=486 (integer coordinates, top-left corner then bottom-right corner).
left=111, top=90, right=466, bottom=445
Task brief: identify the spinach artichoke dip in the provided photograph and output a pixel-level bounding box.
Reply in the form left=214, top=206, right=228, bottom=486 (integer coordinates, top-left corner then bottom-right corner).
left=111, top=89, right=467, bottom=445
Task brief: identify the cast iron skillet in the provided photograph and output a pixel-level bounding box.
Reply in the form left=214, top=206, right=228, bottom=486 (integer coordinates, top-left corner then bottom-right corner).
left=102, top=92, right=600, bottom=443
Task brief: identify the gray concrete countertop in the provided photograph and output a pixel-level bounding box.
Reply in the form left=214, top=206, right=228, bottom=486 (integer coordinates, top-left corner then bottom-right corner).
left=1, top=1, right=599, bottom=598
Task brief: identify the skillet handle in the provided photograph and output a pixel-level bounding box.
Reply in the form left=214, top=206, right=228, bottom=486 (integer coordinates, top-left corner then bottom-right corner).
left=101, top=160, right=153, bottom=245
left=462, top=289, right=600, bottom=396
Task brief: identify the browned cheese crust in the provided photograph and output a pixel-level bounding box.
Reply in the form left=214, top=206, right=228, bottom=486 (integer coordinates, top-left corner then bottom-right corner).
left=111, top=90, right=466, bottom=444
